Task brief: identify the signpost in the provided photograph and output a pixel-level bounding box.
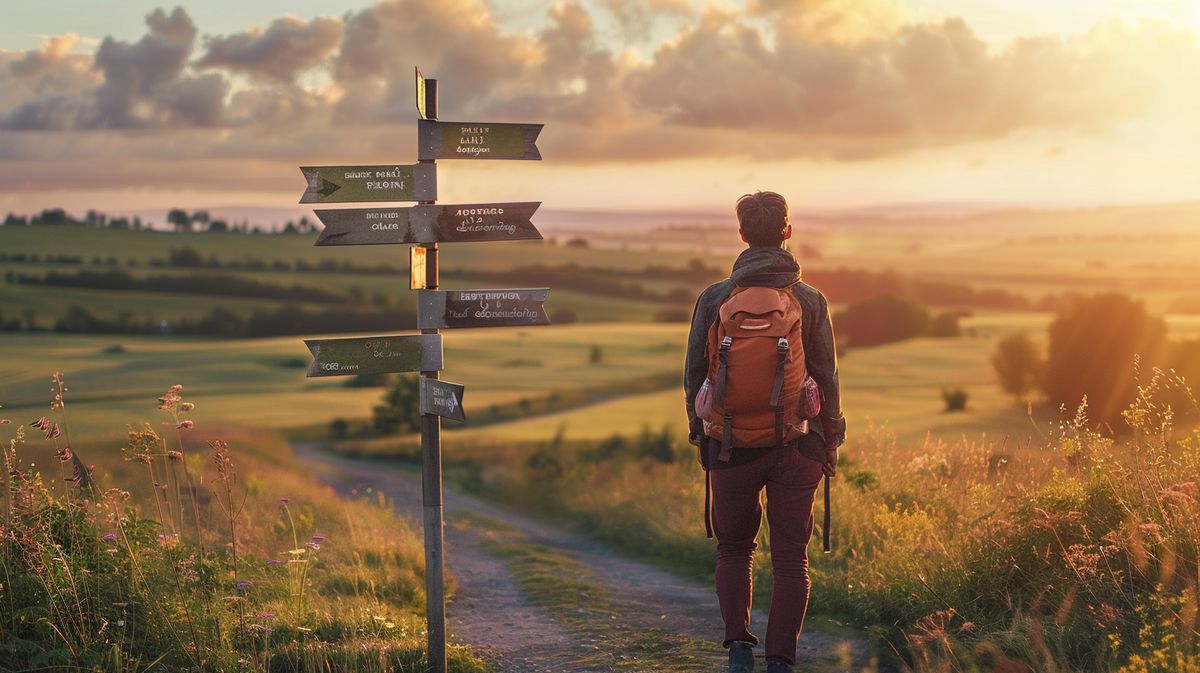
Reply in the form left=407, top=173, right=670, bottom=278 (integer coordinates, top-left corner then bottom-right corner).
left=304, top=334, right=442, bottom=378
left=417, top=288, right=550, bottom=329
left=299, top=164, right=437, bottom=204
left=312, top=202, right=542, bottom=246
left=420, top=378, right=466, bottom=423
left=418, top=120, right=543, bottom=161
left=300, top=67, right=546, bottom=673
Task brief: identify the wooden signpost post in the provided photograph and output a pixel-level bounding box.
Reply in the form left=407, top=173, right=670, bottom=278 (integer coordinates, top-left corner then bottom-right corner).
left=298, top=66, right=547, bottom=673
left=312, top=202, right=542, bottom=246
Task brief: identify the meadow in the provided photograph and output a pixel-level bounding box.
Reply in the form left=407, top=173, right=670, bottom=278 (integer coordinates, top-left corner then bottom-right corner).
left=4, top=202, right=1200, bottom=672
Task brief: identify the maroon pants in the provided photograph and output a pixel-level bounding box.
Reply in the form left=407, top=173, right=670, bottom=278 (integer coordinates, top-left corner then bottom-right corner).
left=711, top=446, right=824, bottom=665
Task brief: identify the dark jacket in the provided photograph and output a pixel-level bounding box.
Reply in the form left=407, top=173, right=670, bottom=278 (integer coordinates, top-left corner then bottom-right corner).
left=685, top=246, right=846, bottom=452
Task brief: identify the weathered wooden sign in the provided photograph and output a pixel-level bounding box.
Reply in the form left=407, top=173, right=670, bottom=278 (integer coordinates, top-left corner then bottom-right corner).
left=304, top=334, right=442, bottom=378
left=415, top=67, right=428, bottom=120
left=418, top=120, right=542, bottom=161
left=420, top=378, right=466, bottom=422
left=313, top=202, right=542, bottom=246
left=299, top=164, right=437, bottom=204
left=417, top=288, right=550, bottom=329
left=410, top=246, right=428, bottom=290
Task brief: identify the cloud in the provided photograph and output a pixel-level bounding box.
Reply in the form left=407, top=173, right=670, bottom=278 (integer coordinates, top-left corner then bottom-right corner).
left=600, top=0, right=695, bottom=41
left=195, top=15, right=343, bottom=82
left=0, top=0, right=1197, bottom=174
left=1, top=6, right=219, bottom=130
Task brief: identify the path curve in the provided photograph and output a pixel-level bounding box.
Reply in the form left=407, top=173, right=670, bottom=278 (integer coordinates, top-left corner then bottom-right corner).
left=292, top=442, right=871, bottom=672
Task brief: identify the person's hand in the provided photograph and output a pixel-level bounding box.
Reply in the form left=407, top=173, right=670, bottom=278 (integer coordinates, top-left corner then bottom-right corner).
left=822, top=447, right=838, bottom=477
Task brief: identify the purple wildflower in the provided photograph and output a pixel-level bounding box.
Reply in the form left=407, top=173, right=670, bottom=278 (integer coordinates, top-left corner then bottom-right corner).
left=311, top=533, right=327, bottom=543
left=279, top=497, right=289, bottom=505
left=101, top=532, right=118, bottom=542
left=305, top=541, right=320, bottom=551
left=259, top=612, right=277, bottom=620
left=234, top=579, right=253, bottom=591
left=266, top=559, right=283, bottom=566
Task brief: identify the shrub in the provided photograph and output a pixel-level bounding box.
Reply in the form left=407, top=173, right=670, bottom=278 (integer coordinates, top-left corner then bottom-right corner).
left=941, top=387, right=969, bottom=412
left=992, top=332, right=1043, bottom=403
left=373, top=374, right=420, bottom=435
left=833, top=293, right=932, bottom=347
left=1042, top=293, right=1166, bottom=426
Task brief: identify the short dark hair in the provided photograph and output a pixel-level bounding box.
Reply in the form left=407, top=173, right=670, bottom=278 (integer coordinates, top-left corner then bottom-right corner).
left=735, top=191, right=788, bottom=247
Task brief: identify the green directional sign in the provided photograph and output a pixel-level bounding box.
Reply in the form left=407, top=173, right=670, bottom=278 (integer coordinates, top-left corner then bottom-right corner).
left=418, top=120, right=542, bottom=161
left=420, top=378, right=466, bottom=422
left=305, top=334, right=442, bottom=378
left=417, top=288, right=551, bottom=329
left=299, top=164, right=437, bottom=204
left=313, top=202, right=542, bottom=246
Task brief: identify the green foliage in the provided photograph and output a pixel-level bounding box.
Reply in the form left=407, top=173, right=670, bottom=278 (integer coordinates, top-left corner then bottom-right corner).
left=941, top=387, right=969, bottom=411
left=0, top=378, right=486, bottom=672
left=929, top=310, right=965, bottom=338
left=833, top=293, right=932, bottom=347
left=992, top=332, right=1044, bottom=403
left=373, top=375, right=420, bottom=435
left=1042, top=293, right=1167, bottom=425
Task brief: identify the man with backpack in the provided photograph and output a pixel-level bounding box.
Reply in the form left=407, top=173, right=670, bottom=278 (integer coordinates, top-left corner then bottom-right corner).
left=685, top=191, right=846, bottom=673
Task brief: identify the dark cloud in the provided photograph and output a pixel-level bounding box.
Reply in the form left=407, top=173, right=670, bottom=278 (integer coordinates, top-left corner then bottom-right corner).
left=195, top=15, right=342, bottom=82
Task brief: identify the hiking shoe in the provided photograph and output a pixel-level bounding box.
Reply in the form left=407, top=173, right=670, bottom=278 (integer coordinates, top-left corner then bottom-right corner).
left=765, top=658, right=793, bottom=673
left=727, top=641, right=755, bottom=673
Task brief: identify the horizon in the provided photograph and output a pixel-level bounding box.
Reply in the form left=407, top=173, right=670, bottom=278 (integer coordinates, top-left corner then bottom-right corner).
left=2, top=0, right=1198, bottom=214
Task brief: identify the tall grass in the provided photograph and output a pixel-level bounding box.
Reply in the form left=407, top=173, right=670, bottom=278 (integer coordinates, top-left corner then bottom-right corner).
left=456, top=369, right=1200, bottom=672
left=0, top=374, right=486, bottom=672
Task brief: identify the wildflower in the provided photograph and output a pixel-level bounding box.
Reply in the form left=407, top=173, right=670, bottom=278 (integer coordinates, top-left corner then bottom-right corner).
left=279, top=497, right=289, bottom=504
left=66, top=461, right=94, bottom=488
left=101, top=532, right=118, bottom=542
left=259, top=612, right=277, bottom=620
left=305, top=541, right=321, bottom=551
left=0, top=419, right=10, bottom=424
left=180, top=402, right=195, bottom=411
left=55, top=447, right=73, bottom=462
left=266, top=559, right=283, bottom=566
left=311, top=533, right=327, bottom=543
left=157, top=385, right=183, bottom=410
left=249, top=624, right=273, bottom=633
left=176, top=420, right=194, bottom=430
left=47, top=423, right=61, bottom=439
left=211, top=440, right=233, bottom=481
left=166, top=450, right=184, bottom=461
left=234, top=579, right=253, bottom=591
left=31, top=416, right=50, bottom=431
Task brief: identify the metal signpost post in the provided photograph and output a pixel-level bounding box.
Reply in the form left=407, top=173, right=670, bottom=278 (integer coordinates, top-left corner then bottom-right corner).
left=298, top=66, right=546, bottom=673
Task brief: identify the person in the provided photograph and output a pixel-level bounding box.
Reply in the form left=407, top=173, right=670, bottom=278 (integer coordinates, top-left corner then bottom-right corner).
left=684, top=191, right=846, bottom=673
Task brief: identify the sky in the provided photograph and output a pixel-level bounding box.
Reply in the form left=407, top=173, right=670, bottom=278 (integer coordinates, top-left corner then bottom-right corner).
left=0, top=0, right=1198, bottom=215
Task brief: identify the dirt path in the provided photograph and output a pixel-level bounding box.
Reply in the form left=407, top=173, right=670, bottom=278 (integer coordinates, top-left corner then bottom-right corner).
left=292, top=443, right=872, bottom=673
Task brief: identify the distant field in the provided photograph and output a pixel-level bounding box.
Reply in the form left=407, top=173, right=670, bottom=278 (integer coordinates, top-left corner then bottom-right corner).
left=0, top=324, right=687, bottom=441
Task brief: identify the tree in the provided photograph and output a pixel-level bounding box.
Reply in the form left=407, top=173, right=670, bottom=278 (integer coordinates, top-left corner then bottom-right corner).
left=1042, top=293, right=1166, bottom=426
left=373, top=374, right=421, bottom=435
left=832, top=293, right=931, bottom=348
left=992, top=332, right=1043, bottom=403
left=167, top=209, right=192, bottom=232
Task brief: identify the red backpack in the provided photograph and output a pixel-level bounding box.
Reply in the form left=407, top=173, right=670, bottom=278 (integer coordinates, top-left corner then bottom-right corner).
left=695, top=286, right=821, bottom=463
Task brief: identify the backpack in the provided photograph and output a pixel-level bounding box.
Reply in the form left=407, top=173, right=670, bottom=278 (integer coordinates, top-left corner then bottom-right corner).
left=694, top=285, right=821, bottom=463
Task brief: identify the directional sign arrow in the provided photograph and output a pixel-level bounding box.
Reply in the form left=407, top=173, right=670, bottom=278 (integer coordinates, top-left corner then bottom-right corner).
left=418, top=120, right=542, bottom=161
left=313, top=202, right=542, bottom=246
left=420, top=378, right=466, bottom=422
left=418, top=289, right=551, bottom=329
left=299, top=164, right=437, bottom=204
left=304, top=334, right=442, bottom=378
